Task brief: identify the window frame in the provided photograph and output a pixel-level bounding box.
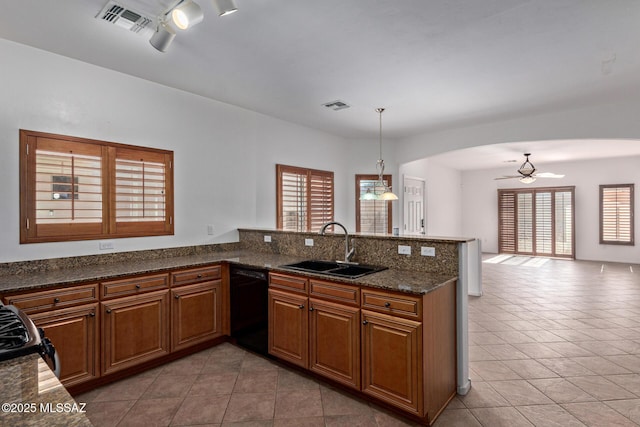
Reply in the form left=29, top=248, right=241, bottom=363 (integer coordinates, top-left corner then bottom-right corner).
left=276, top=164, right=334, bottom=232
left=20, top=129, right=174, bottom=244
left=355, top=174, right=392, bottom=234
left=599, top=184, right=634, bottom=246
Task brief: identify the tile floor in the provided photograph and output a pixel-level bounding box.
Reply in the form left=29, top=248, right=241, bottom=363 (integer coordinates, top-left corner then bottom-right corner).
left=77, top=256, right=640, bottom=426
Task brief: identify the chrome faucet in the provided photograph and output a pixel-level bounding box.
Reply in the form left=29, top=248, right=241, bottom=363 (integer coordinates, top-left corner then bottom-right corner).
left=319, top=221, right=356, bottom=264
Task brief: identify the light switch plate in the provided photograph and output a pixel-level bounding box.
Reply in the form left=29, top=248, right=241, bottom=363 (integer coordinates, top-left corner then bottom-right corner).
left=305, top=238, right=314, bottom=246
left=421, top=246, right=436, bottom=256
left=207, top=224, right=215, bottom=235
left=264, top=235, right=272, bottom=242
left=398, top=245, right=411, bottom=255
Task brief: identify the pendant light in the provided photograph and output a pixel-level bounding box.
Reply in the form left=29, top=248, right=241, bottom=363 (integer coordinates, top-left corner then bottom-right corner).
left=360, top=108, right=398, bottom=201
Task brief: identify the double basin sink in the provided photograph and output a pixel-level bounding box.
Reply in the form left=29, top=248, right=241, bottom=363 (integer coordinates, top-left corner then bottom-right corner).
left=280, top=260, right=387, bottom=279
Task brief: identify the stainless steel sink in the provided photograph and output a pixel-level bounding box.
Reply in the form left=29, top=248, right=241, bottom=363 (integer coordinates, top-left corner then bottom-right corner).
left=280, top=260, right=387, bottom=279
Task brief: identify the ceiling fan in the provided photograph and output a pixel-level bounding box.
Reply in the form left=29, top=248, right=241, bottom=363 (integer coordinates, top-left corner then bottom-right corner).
left=495, top=153, right=565, bottom=184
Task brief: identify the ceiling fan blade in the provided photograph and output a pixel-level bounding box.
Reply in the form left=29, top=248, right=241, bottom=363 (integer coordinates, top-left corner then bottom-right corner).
left=534, top=172, right=565, bottom=178
left=494, top=176, right=520, bottom=180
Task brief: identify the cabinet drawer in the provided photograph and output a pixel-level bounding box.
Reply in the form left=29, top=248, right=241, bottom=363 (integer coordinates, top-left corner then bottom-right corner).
left=101, top=273, right=169, bottom=299
left=172, top=265, right=221, bottom=287
left=4, top=284, right=99, bottom=314
left=269, top=273, right=308, bottom=294
left=309, top=279, right=360, bottom=306
left=361, top=289, right=422, bottom=320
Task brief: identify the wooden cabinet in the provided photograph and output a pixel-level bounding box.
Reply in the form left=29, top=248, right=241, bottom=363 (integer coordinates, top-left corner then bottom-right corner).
left=3, top=284, right=100, bottom=388
left=4, top=283, right=98, bottom=314
left=268, top=275, right=361, bottom=389
left=101, top=289, right=170, bottom=375
left=29, top=303, right=99, bottom=387
left=171, top=266, right=223, bottom=352
left=309, top=298, right=360, bottom=389
left=268, top=288, right=308, bottom=367
left=361, top=309, right=423, bottom=414
left=267, top=272, right=457, bottom=426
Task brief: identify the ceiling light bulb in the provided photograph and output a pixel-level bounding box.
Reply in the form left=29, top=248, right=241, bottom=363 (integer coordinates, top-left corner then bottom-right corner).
left=212, top=0, right=238, bottom=16
left=172, top=1, right=204, bottom=30
left=149, top=21, right=176, bottom=52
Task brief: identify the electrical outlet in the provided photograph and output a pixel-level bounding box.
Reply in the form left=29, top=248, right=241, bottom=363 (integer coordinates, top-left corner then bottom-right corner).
left=305, top=238, right=314, bottom=247
left=207, top=224, right=215, bottom=235
left=264, top=235, right=272, bottom=243
left=398, top=245, right=411, bottom=255
left=421, top=246, right=436, bottom=257
left=99, top=241, right=114, bottom=250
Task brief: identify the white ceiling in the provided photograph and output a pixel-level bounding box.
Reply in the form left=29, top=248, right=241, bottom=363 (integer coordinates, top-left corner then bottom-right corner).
left=1, top=1, right=640, bottom=165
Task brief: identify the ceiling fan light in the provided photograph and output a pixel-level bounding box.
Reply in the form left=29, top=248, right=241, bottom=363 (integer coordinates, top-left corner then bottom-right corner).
left=172, top=0, right=204, bottom=30
left=519, top=176, right=536, bottom=184
left=212, top=0, right=238, bottom=16
left=149, top=21, right=176, bottom=52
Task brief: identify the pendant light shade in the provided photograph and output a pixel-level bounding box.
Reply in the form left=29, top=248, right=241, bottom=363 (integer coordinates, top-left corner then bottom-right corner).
left=149, top=21, right=176, bottom=52
left=172, top=0, right=204, bottom=30
left=359, top=108, right=398, bottom=201
left=212, top=0, right=238, bottom=16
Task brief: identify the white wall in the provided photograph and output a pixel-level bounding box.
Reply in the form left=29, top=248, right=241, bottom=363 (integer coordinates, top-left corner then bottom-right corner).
left=462, top=155, right=640, bottom=263
left=399, top=158, right=462, bottom=237
left=0, top=39, right=381, bottom=262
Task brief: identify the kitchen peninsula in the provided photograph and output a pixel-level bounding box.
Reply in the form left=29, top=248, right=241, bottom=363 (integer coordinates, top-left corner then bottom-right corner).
left=0, top=229, right=474, bottom=426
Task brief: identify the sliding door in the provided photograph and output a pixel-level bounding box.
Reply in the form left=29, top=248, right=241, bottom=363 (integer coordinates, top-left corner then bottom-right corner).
left=498, top=186, right=575, bottom=258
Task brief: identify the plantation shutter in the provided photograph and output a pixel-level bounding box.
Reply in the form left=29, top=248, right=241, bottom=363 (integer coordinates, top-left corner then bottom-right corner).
left=555, top=191, right=573, bottom=255
left=498, top=187, right=574, bottom=258
left=498, top=191, right=516, bottom=253
left=309, top=170, right=334, bottom=232
left=517, top=193, right=533, bottom=253
left=112, top=147, right=173, bottom=236
left=600, top=184, right=634, bottom=245
left=535, top=192, right=552, bottom=255
left=27, top=137, right=105, bottom=239
left=276, top=164, right=334, bottom=232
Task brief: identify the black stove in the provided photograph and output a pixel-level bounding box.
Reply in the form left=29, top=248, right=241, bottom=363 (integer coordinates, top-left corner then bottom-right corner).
left=0, top=304, right=59, bottom=377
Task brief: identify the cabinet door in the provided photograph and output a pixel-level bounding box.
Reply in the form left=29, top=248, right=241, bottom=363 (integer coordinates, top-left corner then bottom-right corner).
left=361, top=309, right=423, bottom=415
left=171, top=280, right=222, bottom=352
left=101, top=290, right=170, bottom=375
left=309, top=298, right=360, bottom=389
left=30, top=303, right=99, bottom=387
left=268, top=288, right=308, bottom=368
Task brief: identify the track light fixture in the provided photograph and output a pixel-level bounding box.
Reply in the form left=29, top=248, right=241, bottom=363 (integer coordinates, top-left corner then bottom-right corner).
left=149, top=0, right=238, bottom=53
left=212, top=0, right=238, bottom=16
left=149, top=20, right=176, bottom=52
left=171, top=0, right=204, bottom=30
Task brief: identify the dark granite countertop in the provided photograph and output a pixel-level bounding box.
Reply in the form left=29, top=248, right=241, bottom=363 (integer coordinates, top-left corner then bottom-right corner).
left=0, top=353, right=92, bottom=427
left=0, top=250, right=455, bottom=296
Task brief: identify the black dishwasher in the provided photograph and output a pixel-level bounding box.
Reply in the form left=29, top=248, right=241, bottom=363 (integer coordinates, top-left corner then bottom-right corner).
left=230, top=265, right=269, bottom=356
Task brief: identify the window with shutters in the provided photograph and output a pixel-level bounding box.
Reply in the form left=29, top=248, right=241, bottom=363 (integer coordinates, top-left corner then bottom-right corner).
left=276, top=164, right=334, bottom=232
left=600, top=184, right=634, bottom=245
left=498, top=186, right=574, bottom=258
left=355, top=174, right=392, bottom=234
left=20, top=129, right=173, bottom=243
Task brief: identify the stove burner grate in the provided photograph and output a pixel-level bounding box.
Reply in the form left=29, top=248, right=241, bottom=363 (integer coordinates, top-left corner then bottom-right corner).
left=0, top=306, right=30, bottom=351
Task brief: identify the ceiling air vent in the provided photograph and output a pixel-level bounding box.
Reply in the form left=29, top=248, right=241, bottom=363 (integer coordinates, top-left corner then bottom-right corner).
left=96, top=1, right=155, bottom=37
left=322, top=100, right=350, bottom=111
